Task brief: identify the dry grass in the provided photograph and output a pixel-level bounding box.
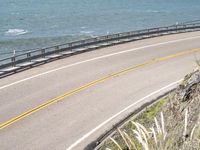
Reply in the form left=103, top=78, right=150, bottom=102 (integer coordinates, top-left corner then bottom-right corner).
left=103, top=110, right=199, bottom=150
left=100, top=70, right=200, bottom=150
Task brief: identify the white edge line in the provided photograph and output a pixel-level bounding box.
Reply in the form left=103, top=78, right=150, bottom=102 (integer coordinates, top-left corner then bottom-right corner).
left=0, top=35, right=199, bottom=90
left=66, top=79, right=183, bottom=150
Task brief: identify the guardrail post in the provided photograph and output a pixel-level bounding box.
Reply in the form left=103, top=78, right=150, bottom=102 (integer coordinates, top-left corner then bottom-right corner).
left=147, top=29, right=149, bottom=35
left=55, top=46, right=59, bottom=50
left=93, top=37, right=97, bottom=46
left=193, top=24, right=197, bottom=31
left=81, top=40, right=85, bottom=45
left=11, top=50, right=16, bottom=67
left=165, top=27, right=168, bottom=34
left=180, top=25, right=183, bottom=32
left=42, top=49, right=45, bottom=57
left=27, top=52, right=31, bottom=62
left=68, top=43, right=72, bottom=51
left=175, top=25, right=178, bottom=33
left=55, top=46, right=59, bottom=53
left=191, top=24, right=194, bottom=31
left=157, top=28, right=161, bottom=36
left=11, top=56, right=16, bottom=67
left=183, top=25, right=186, bottom=32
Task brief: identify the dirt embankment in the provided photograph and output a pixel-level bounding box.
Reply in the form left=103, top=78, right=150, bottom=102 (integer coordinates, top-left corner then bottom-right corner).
left=99, top=70, right=200, bottom=150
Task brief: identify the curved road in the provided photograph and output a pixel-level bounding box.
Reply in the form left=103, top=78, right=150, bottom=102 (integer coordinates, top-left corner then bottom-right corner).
left=0, top=31, right=200, bottom=150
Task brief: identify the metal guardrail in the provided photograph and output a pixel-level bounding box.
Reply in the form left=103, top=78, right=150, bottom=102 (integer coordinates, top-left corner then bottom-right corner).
left=0, top=23, right=200, bottom=76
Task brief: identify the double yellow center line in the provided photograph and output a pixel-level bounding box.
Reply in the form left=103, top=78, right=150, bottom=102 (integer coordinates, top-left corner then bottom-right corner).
left=0, top=47, right=200, bottom=130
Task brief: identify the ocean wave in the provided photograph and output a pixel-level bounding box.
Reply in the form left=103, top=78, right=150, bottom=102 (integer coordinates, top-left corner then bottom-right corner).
left=144, top=10, right=170, bottom=13
left=80, top=30, right=94, bottom=34
left=146, top=10, right=160, bottom=13
left=5, top=29, right=28, bottom=36
left=81, top=26, right=87, bottom=29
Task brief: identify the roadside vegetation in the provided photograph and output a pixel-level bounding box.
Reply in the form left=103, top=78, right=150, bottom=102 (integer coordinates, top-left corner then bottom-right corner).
left=99, top=69, right=200, bottom=150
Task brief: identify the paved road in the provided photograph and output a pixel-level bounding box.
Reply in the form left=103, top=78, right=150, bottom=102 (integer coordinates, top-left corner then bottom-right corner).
left=0, top=31, right=200, bottom=150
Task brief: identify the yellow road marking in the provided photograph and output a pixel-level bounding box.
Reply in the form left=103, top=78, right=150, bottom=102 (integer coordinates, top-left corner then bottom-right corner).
left=0, top=48, right=200, bottom=130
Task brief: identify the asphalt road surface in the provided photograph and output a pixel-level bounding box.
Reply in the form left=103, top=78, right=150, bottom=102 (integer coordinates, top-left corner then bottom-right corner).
left=0, top=31, right=200, bottom=150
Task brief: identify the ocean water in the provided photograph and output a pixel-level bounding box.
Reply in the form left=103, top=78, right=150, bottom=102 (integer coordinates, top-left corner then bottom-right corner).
left=0, top=0, right=200, bottom=58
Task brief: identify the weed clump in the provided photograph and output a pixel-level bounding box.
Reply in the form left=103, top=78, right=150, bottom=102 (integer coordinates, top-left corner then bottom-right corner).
left=99, top=70, right=200, bottom=150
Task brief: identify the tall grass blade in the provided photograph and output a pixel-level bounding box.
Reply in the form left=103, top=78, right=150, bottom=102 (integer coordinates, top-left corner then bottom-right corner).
left=183, top=109, right=188, bottom=138
left=154, top=117, right=162, bottom=134
left=150, top=127, right=158, bottom=145
left=110, top=137, right=123, bottom=150
left=190, top=125, right=197, bottom=140
left=123, top=131, right=138, bottom=150
left=117, top=128, right=131, bottom=150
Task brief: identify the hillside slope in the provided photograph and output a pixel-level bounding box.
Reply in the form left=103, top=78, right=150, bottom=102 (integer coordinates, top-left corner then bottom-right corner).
left=99, top=69, right=200, bottom=150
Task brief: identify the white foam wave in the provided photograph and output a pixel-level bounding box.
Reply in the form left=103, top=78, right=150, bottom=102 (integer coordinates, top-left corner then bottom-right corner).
left=145, top=10, right=160, bottom=13
left=5, top=29, right=28, bottom=36
left=80, top=30, right=94, bottom=34
left=145, top=10, right=169, bottom=13
left=81, top=26, right=87, bottom=29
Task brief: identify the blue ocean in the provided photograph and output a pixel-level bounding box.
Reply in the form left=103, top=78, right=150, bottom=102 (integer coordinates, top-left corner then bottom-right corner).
left=0, top=0, right=200, bottom=58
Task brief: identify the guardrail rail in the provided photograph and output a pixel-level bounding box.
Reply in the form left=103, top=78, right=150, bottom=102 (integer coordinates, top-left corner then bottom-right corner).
left=0, top=23, right=200, bottom=76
